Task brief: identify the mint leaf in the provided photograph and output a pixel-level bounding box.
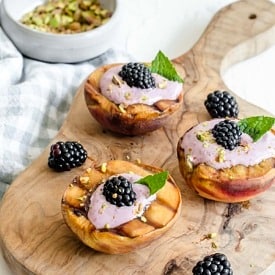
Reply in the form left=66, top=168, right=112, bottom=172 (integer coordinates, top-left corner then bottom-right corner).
left=150, top=51, right=184, bottom=83
left=238, top=116, right=275, bottom=142
left=135, top=171, right=168, bottom=195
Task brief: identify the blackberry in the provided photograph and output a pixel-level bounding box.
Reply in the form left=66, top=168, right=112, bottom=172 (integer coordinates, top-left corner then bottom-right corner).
left=212, top=120, right=242, bottom=150
left=204, top=90, right=239, bottom=118
left=118, top=62, right=156, bottom=89
left=48, top=141, right=87, bottom=172
left=103, top=175, right=137, bottom=207
left=192, top=253, right=233, bottom=275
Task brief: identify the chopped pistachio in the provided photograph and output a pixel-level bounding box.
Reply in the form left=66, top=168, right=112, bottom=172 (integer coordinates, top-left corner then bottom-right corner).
left=185, top=154, right=193, bottom=172
left=99, top=203, right=107, bottom=214
left=196, top=130, right=214, bottom=143
left=101, top=162, right=107, bottom=173
left=201, top=232, right=217, bottom=241
left=241, top=144, right=250, bottom=152
left=104, top=223, right=110, bottom=229
left=77, top=195, right=87, bottom=202
left=158, top=79, right=168, bottom=89
left=135, top=158, right=141, bottom=164
left=124, top=91, right=132, bottom=100
left=216, top=148, right=225, bottom=163
left=141, top=95, right=148, bottom=102
left=80, top=176, right=90, bottom=184
left=140, top=216, right=147, bottom=223
left=207, top=232, right=217, bottom=239
left=211, top=241, right=218, bottom=249
left=112, top=75, right=123, bottom=87
left=20, top=0, right=112, bottom=34
left=86, top=167, right=92, bottom=173
left=118, top=104, right=126, bottom=113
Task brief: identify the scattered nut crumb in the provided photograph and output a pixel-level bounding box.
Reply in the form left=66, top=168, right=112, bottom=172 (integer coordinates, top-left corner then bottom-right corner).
left=216, top=148, right=225, bottom=162
left=124, top=91, right=132, bottom=100
left=104, top=223, right=110, bottom=229
left=158, top=79, right=168, bottom=89
left=101, top=162, right=107, bottom=173
left=112, top=75, right=123, bottom=87
left=80, top=176, right=90, bottom=184
left=86, top=167, right=92, bottom=173
left=99, top=203, right=107, bottom=214
left=118, top=104, right=126, bottom=113
left=211, top=241, right=218, bottom=249
left=140, top=216, right=147, bottom=223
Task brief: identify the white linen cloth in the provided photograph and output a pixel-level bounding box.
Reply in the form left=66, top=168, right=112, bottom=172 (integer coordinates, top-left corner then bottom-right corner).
left=0, top=27, right=130, bottom=199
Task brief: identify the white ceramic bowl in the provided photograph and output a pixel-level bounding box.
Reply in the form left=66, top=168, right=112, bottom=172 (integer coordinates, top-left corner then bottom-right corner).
left=0, top=0, right=121, bottom=63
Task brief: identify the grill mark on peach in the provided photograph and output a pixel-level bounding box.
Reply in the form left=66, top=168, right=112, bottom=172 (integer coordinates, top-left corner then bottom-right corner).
left=63, top=184, right=87, bottom=208
left=156, top=181, right=181, bottom=211
left=144, top=201, right=177, bottom=228
left=118, top=219, right=155, bottom=237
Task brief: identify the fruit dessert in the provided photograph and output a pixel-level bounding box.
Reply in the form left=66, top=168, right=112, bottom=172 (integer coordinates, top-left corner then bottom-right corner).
left=177, top=116, right=275, bottom=202
left=84, top=51, right=184, bottom=135
left=192, top=253, right=233, bottom=275
left=61, top=159, right=182, bottom=254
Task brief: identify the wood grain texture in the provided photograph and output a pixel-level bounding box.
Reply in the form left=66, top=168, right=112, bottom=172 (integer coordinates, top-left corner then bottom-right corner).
left=0, top=0, right=275, bottom=274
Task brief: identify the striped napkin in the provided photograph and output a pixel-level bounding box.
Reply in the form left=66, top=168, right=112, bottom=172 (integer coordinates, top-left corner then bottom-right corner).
left=0, top=27, right=130, bottom=199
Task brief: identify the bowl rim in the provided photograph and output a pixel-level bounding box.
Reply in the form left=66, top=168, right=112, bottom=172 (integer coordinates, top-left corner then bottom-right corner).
left=1, top=0, right=120, bottom=39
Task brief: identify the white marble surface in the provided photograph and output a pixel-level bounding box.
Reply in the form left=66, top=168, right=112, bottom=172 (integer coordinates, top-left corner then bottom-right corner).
left=1, top=0, right=275, bottom=274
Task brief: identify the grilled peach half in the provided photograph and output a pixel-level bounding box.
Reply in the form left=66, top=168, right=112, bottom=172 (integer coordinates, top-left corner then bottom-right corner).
left=61, top=160, right=182, bottom=254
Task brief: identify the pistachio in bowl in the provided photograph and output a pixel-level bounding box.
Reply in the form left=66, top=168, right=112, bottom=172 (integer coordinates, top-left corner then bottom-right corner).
left=20, top=0, right=112, bottom=35
left=0, top=0, right=122, bottom=63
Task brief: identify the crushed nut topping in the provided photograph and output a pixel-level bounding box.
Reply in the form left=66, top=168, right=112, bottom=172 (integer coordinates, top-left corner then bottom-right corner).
left=112, top=75, right=123, bottom=87
left=201, top=232, right=217, bottom=241
left=141, top=95, right=148, bottom=102
left=140, top=216, right=147, bottom=223
left=124, top=91, right=132, bottom=100
left=99, top=203, right=107, bottom=214
left=196, top=130, right=214, bottom=143
left=77, top=195, right=87, bottom=202
left=185, top=154, right=193, bottom=172
left=158, top=79, right=168, bottom=89
left=20, top=0, right=112, bottom=34
left=86, top=167, right=92, bottom=173
left=104, top=223, right=110, bottom=229
left=118, top=104, right=126, bottom=113
left=211, top=241, right=218, bottom=249
left=80, top=176, right=90, bottom=184
left=101, top=162, right=107, bottom=173
left=216, top=148, right=225, bottom=163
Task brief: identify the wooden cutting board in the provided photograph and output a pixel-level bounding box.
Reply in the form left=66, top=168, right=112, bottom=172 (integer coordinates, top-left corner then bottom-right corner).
left=1, top=1, right=275, bottom=274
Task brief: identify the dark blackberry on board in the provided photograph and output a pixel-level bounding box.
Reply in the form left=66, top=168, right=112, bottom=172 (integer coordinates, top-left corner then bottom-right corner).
left=48, top=141, right=87, bottom=172
left=192, top=253, right=233, bottom=275
left=205, top=90, right=239, bottom=118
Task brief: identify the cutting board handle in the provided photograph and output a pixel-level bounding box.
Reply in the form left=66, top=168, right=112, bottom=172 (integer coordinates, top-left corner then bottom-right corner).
left=174, top=0, right=275, bottom=114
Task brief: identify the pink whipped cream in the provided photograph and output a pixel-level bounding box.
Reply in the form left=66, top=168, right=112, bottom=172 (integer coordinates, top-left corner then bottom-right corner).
left=87, top=173, right=156, bottom=229
left=99, top=65, right=182, bottom=106
left=180, top=118, right=275, bottom=170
